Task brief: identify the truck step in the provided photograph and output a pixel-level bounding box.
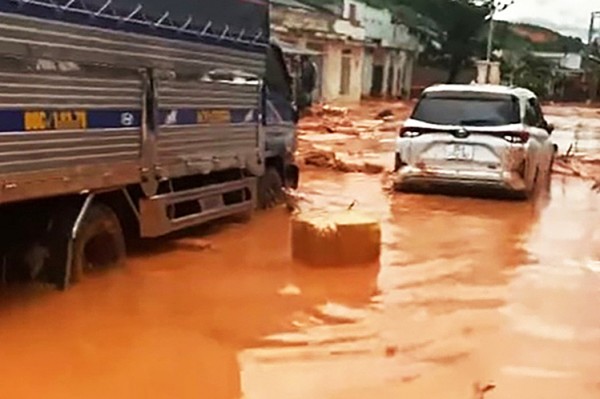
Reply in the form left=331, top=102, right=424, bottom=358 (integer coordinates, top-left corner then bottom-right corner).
left=139, top=177, right=255, bottom=238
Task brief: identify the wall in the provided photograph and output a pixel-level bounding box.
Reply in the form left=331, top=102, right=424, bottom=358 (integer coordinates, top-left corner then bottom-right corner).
left=531, top=52, right=583, bottom=70
left=271, top=6, right=332, bottom=34
left=342, top=0, right=366, bottom=21
left=402, top=52, right=414, bottom=98
left=362, top=49, right=374, bottom=96
left=342, top=0, right=418, bottom=50
left=411, top=65, right=476, bottom=96
left=390, top=51, right=407, bottom=97
left=333, top=19, right=366, bottom=41
left=361, top=47, right=414, bottom=99
left=339, top=0, right=420, bottom=100
left=321, top=42, right=364, bottom=103
left=476, top=61, right=501, bottom=84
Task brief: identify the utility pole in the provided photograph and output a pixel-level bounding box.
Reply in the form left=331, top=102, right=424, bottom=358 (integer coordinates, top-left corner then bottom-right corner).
left=484, top=2, right=496, bottom=83
left=587, top=11, right=600, bottom=103
left=485, top=4, right=496, bottom=63
left=589, top=11, right=600, bottom=46
left=484, top=0, right=514, bottom=83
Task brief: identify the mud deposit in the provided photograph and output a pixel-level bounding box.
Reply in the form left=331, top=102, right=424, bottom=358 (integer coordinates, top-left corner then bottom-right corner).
left=0, top=103, right=599, bottom=399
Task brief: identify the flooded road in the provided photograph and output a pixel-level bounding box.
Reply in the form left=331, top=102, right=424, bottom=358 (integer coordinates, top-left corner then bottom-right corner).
left=0, top=105, right=599, bottom=399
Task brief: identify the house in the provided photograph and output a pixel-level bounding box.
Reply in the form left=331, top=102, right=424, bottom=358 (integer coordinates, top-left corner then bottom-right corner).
left=270, top=0, right=422, bottom=103
left=530, top=52, right=583, bottom=72
left=270, top=0, right=366, bottom=103
left=340, top=0, right=420, bottom=98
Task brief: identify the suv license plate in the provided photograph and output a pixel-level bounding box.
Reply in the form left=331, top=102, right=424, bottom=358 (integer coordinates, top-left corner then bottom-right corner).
left=446, top=144, right=474, bottom=161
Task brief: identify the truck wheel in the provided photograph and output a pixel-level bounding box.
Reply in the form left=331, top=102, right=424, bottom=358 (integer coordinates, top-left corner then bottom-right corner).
left=71, top=203, right=126, bottom=283
left=258, top=167, right=284, bottom=209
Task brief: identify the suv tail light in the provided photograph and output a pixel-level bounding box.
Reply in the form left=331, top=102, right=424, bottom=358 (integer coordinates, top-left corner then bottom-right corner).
left=399, top=127, right=530, bottom=144
left=399, top=127, right=421, bottom=138
left=399, top=126, right=438, bottom=138
left=502, top=131, right=530, bottom=144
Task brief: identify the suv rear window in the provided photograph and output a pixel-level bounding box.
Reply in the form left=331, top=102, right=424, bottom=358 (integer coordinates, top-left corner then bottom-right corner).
left=411, top=93, right=521, bottom=126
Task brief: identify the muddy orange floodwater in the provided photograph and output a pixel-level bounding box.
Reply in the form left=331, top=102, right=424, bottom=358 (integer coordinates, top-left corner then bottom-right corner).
left=0, top=105, right=599, bottom=399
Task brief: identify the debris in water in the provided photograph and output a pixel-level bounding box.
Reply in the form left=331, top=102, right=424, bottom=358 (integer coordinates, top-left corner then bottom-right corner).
left=320, top=104, right=348, bottom=117
left=363, top=162, right=385, bottom=174
left=175, top=238, right=213, bottom=251
left=385, top=345, right=398, bottom=358
left=376, top=109, right=394, bottom=120
left=302, top=149, right=385, bottom=175
left=473, top=381, right=496, bottom=399
left=282, top=188, right=313, bottom=214
left=553, top=155, right=600, bottom=188
left=303, top=149, right=336, bottom=169
left=278, top=284, right=302, bottom=296
left=291, top=210, right=381, bottom=266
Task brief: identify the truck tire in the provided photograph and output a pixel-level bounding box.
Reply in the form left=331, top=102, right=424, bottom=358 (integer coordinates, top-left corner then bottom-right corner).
left=71, top=203, right=126, bottom=283
left=258, top=167, right=284, bottom=209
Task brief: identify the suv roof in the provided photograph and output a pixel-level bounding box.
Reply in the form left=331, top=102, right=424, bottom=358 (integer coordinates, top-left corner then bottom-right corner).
left=423, top=84, right=536, bottom=100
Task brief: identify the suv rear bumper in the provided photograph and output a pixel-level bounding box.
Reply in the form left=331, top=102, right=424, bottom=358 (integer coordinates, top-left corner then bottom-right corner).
left=395, top=165, right=527, bottom=193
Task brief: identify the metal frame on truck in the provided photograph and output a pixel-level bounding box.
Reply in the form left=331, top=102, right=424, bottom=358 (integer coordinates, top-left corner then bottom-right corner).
left=0, top=0, right=297, bottom=288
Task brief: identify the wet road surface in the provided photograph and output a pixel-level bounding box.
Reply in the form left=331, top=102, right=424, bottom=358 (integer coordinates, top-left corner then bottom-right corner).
left=0, top=105, right=599, bottom=399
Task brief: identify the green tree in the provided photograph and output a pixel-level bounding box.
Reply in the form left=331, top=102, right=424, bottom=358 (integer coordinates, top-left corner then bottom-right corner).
left=393, top=0, right=518, bottom=82
left=503, top=52, right=554, bottom=97
left=393, top=0, right=489, bottom=82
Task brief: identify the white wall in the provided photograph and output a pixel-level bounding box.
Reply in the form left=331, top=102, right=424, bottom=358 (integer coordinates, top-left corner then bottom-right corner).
left=362, top=48, right=414, bottom=98
left=476, top=61, right=501, bottom=85
left=322, top=43, right=342, bottom=102
left=403, top=52, right=414, bottom=98
left=362, top=50, right=374, bottom=96
left=531, top=52, right=583, bottom=70
left=342, top=0, right=417, bottom=49
left=562, top=53, right=583, bottom=70
left=332, top=19, right=366, bottom=41
left=321, top=42, right=364, bottom=103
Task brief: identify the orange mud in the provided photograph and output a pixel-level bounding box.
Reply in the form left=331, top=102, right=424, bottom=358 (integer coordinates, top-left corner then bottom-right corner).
left=0, top=103, right=599, bottom=399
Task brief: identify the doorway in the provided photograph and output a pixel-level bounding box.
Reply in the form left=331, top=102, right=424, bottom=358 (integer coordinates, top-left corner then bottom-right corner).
left=340, top=49, right=352, bottom=96
left=371, top=65, right=383, bottom=97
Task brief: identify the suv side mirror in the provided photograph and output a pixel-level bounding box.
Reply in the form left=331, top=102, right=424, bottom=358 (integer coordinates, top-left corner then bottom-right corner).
left=545, top=123, right=555, bottom=135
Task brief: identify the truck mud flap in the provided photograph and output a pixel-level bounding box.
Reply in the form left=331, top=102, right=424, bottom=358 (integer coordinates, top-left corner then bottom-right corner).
left=139, top=177, right=255, bottom=238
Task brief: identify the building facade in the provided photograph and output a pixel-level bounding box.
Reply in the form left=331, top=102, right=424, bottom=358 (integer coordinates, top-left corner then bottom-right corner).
left=271, top=0, right=421, bottom=103
left=271, top=0, right=365, bottom=103
left=338, top=0, right=420, bottom=99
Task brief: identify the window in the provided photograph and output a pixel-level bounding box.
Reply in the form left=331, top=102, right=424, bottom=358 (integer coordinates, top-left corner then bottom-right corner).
left=524, top=103, right=537, bottom=126
left=349, top=3, right=357, bottom=24
left=265, top=44, right=292, bottom=100
left=526, top=98, right=545, bottom=127
left=340, top=50, right=352, bottom=95
left=411, top=94, right=521, bottom=126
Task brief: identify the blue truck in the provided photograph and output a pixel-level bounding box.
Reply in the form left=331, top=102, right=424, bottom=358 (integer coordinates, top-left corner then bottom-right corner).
left=0, top=0, right=311, bottom=288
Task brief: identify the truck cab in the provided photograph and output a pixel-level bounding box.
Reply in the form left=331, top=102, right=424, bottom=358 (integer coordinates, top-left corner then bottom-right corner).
left=260, top=42, right=301, bottom=207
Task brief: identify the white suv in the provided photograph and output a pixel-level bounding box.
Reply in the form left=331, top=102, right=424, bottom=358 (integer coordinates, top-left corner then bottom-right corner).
left=395, top=84, right=555, bottom=199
